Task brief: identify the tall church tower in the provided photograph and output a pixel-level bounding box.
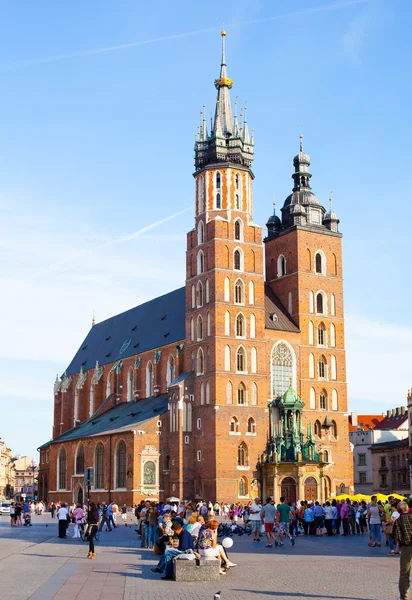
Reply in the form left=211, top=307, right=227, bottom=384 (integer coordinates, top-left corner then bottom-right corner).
left=264, top=138, right=352, bottom=497
left=184, top=33, right=268, bottom=501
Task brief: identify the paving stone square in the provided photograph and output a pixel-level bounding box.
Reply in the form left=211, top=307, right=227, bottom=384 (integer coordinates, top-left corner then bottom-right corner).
left=0, top=514, right=402, bottom=600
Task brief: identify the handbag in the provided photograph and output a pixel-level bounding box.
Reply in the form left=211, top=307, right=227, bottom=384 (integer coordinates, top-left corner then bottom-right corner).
left=385, top=523, right=393, bottom=535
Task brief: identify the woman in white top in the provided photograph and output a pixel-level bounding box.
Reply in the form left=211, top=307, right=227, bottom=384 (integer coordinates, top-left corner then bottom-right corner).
left=323, top=501, right=334, bottom=537
left=57, top=502, right=69, bottom=539
left=367, top=500, right=384, bottom=547
left=386, top=502, right=400, bottom=554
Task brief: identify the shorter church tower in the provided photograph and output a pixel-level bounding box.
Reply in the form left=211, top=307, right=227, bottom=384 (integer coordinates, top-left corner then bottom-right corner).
left=263, top=138, right=352, bottom=499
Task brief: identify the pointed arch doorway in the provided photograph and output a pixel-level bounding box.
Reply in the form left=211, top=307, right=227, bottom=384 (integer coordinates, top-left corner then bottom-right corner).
left=304, top=477, right=318, bottom=501
left=280, top=477, right=296, bottom=503
left=74, top=484, right=84, bottom=505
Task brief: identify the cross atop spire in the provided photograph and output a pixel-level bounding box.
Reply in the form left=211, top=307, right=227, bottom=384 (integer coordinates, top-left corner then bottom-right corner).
left=213, top=31, right=233, bottom=138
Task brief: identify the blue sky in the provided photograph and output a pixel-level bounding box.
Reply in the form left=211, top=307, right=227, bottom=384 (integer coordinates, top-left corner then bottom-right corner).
left=0, top=0, right=411, bottom=459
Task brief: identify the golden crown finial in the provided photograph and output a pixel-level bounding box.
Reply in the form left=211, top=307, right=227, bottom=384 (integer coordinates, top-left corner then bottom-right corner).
left=221, top=30, right=226, bottom=36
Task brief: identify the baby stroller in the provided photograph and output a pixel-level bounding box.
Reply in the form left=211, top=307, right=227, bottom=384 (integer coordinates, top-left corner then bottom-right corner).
left=23, top=512, right=32, bottom=526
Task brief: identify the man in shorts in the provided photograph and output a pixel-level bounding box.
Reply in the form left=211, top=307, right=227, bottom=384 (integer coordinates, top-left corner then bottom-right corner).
left=261, top=497, right=278, bottom=548
left=121, top=504, right=128, bottom=526
left=276, top=496, right=295, bottom=547
left=249, top=497, right=262, bottom=542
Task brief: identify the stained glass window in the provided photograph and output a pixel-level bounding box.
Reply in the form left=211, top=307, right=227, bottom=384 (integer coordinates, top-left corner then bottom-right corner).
left=272, top=343, right=293, bottom=396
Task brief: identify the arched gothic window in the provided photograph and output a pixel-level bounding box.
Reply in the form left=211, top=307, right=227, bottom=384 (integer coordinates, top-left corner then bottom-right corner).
left=277, top=255, right=286, bottom=277
left=205, top=279, right=209, bottom=303
left=237, top=382, right=246, bottom=405
left=238, top=442, right=248, bottom=466
left=239, top=477, right=247, bottom=496
left=106, top=373, right=112, bottom=398
left=250, top=314, right=256, bottom=338
left=308, top=321, right=314, bottom=345
left=318, top=356, right=326, bottom=379
left=236, top=314, right=245, bottom=337
left=316, top=292, right=325, bottom=313
left=146, top=362, right=153, bottom=397
left=235, top=193, right=240, bottom=210
left=115, top=440, right=127, bottom=488
left=191, top=285, right=195, bottom=308
left=216, top=193, right=221, bottom=209
left=234, top=219, right=243, bottom=241
left=249, top=281, right=254, bottom=304
left=224, top=345, right=230, bottom=371
left=236, top=347, right=246, bottom=372
left=315, top=252, right=323, bottom=274
left=197, top=220, right=204, bottom=245
left=323, top=450, right=329, bottom=463
left=234, top=249, right=242, bottom=270
left=197, top=315, right=203, bottom=340
left=167, top=355, right=175, bottom=386
left=248, top=417, right=256, bottom=433
left=272, top=342, right=293, bottom=397
left=216, top=172, right=221, bottom=189
left=314, top=420, right=321, bottom=436
left=235, top=279, right=244, bottom=304
left=127, top=368, right=134, bottom=402
left=197, top=348, right=204, bottom=375
left=320, top=390, right=328, bottom=410
left=235, top=173, right=240, bottom=189
left=190, top=317, right=194, bottom=341
left=318, top=323, right=326, bottom=346
left=230, top=416, right=239, bottom=432
left=95, top=443, right=105, bottom=489
left=196, top=281, right=203, bottom=307
left=332, top=420, right=338, bottom=437
left=75, top=443, right=84, bottom=475
left=58, top=447, right=67, bottom=490
left=197, top=250, right=204, bottom=274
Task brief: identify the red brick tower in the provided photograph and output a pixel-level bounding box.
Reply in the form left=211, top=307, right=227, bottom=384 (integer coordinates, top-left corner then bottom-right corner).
left=183, top=32, right=268, bottom=501
left=264, top=137, right=352, bottom=496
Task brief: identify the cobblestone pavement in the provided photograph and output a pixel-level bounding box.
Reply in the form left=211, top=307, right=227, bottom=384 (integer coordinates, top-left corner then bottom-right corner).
left=0, top=514, right=401, bottom=600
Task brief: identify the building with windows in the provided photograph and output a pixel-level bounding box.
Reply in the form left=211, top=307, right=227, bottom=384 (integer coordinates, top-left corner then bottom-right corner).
left=0, top=440, right=15, bottom=500
left=13, top=456, right=38, bottom=502
left=38, top=32, right=353, bottom=505
left=349, top=408, right=408, bottom=494
left=371, top=438, right=410, bottom=496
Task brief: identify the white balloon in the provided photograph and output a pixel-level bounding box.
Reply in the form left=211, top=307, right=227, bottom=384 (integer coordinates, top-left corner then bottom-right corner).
left=222, top=537, right=233, bottom=549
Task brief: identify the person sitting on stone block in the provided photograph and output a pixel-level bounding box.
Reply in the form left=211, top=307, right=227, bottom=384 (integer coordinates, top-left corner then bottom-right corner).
left=151, top=521, right=194, bottom=580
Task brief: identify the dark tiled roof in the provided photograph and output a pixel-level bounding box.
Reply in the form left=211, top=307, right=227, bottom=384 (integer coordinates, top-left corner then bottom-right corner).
left=373, top=413, right=408, bottom=430
left=348, top=414, right=385, bottom=432
left=65, top=287, right=186, bottom=375
left=370, top=437, right=409, bottom=451
left=264, top=285, right=300, bottom=333
left=170, top=372, right=193, bottom=386
left=48, top=394, right=169, bottom=445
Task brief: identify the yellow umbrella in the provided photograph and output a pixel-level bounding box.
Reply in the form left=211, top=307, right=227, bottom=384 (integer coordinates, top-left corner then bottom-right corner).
left=352, top=493, right=370, bottom=501
left=375, top=493, right=388, bottom=502
left=391, top=493, right=406, bottom=501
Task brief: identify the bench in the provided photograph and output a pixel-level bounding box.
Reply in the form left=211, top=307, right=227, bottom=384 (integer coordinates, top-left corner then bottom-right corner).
left=173, top=557, right=220, bottom=582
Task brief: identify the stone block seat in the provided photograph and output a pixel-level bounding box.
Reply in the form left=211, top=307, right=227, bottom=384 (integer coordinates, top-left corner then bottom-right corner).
left=173, top=556, right=220, bottom=582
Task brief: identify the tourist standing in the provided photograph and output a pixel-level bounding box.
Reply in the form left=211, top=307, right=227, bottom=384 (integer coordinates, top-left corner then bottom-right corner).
left=121, top=504, right=128, bottom=526
left=249, top=497, right=262, bottom=543
left=340, top=500, right=349, bottom=536
left=72, top=503, right=84, bottom=538
left=367, top=499, right=384, bottom=547
left=313, top=501, right=324, bottom=537
left=57, top=502, right=68, bottom=539
left=261, top=497, right=277, bottom=548
left=393, top=501, right=412, bottom=600
left=324, top=501, right=334, bottom=536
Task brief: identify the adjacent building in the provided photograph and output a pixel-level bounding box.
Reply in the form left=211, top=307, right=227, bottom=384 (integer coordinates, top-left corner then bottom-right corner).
left=38, top=32, right=353, bottom=506
left=371, top=438, right=410, bottom=496
left=349, top=407, right=409, bottom=494
left=0, top=440, right=15, bottom=499
left=13, top=456, right=38, bottom=502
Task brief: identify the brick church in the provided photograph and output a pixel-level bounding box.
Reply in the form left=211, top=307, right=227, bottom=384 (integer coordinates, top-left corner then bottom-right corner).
left=38, top=32, right=353, bottom=506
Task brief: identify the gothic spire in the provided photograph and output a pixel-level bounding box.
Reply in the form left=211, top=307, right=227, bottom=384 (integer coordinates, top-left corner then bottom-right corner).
left=213, top=31, right=233, bottom=138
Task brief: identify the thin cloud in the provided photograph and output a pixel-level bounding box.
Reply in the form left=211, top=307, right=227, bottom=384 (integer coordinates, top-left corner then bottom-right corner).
left=34, top=205, right=191, bottom=275
left=0, top=0, right=368, bottom=72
